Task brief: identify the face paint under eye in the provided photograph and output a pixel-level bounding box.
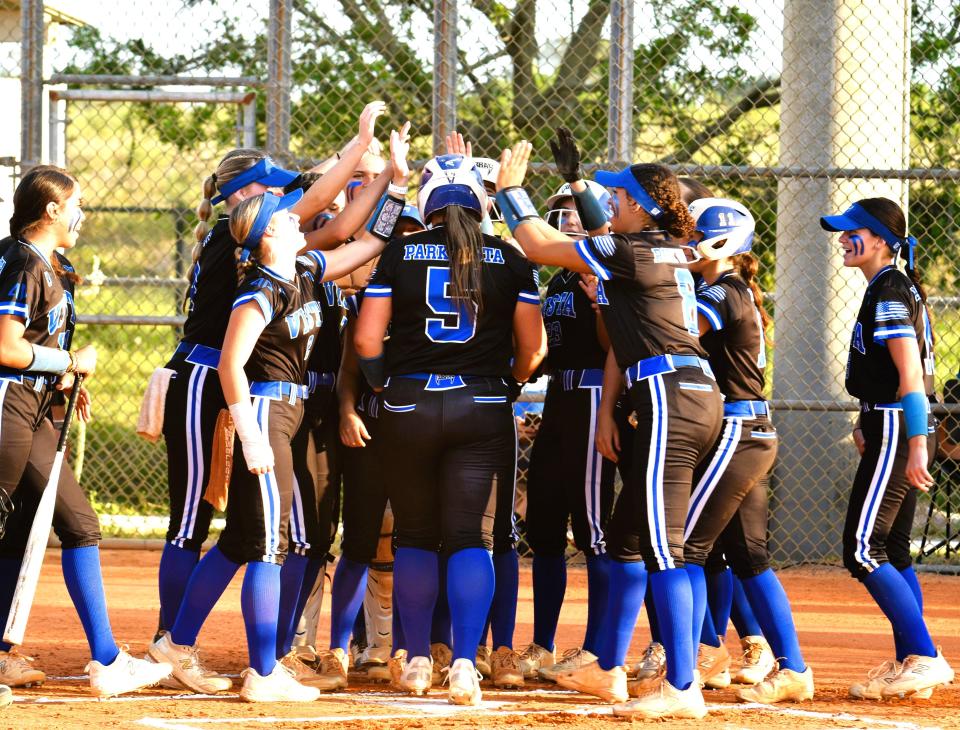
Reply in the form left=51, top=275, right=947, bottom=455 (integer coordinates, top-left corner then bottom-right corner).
left=68, top=209, right=83, bottom=233
left=850, top=234, right=864, bottom=256
left=606, top=196, right=619, bottom=218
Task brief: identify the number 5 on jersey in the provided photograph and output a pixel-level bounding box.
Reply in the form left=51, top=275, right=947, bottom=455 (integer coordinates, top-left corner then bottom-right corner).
left=426, top=266, right=477, bottom=343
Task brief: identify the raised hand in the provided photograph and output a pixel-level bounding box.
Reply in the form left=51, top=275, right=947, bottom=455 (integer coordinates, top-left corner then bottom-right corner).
left=496, top=141, right=533, bottom=191
left=357, top=101, right=387, bottom=148
left=445, top=130, right=472, bottom=158
left=550, top=126, right=583, bottom=183
left=390, top=121, right=412, bottom=184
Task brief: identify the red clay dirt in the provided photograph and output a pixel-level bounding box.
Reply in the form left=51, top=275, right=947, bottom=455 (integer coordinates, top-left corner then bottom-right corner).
left=5, top=549, right=959, bottom=729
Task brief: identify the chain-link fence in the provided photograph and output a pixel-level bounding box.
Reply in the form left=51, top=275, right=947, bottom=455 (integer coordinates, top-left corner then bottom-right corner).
left=4, top=1, right=960, bottom=566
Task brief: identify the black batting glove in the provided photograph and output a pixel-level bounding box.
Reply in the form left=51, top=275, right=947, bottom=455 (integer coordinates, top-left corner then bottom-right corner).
left=550, top=126, right=583, bottom=183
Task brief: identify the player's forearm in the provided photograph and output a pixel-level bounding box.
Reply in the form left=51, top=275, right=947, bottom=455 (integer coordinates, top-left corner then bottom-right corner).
left=295, top=141, right=370, bottom=220
left=337, top=335, right=361, bottom=415
left=301, top=167, right=393, bottom=254
left=599, top=346, right=622, bottom=418
left=321, top=234, right=386, bottom=282
left=0, top=331, right=36, bottom=370
left=218, top=359, right=251, bottom=407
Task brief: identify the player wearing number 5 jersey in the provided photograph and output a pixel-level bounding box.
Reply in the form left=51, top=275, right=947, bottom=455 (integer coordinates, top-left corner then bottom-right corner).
left=354, top=154, right=546, bottom=706
left=495, top=134, right=722, bottom=720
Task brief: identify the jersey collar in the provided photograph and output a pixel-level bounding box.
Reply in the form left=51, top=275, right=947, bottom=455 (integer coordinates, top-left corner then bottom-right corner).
left=259, top=263, right=294, bottom=283
left=866, top=264, right=897, bottom=289
left=18, top=239, right=53, bottom=269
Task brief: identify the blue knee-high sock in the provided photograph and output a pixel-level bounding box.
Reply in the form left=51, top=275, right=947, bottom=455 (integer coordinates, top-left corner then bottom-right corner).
left=242, top=561, right=281, bottom=675
left=706, top=568, right=734, bottom=637
left=170, top=545, right=241, bottom=646
left=430, top=556, right=451, bottom=646
left=61, top=546, right=119, bottom=666
left=700, top=599, right=721, bottom=647
left=292, top=557, right=325, bottom=641
left=862, top=563, right=936, bottom=658
left=685, top=564, right=709, bottom=652
left=583, top=554, right=611, bottom=655
left=730, top=574, right=763, bottom=638
left=329, top=556, right=369, bottom=650
left=0, top=558, right=21, bottom=652
left=532, top=555, right=566, bottom=651
left=651, top=568, right=695, bottom=690
left=490, top=550, right=518, bottom=649
left=598, top=560, right=647, bottom=670
left=644, top=582, right=661, bottom=644
left=741, top=569, right=806, bottom=673
left=394, top=579, right=407, bottom=653
left=395, top=548, right=439, bottom=658
left=275, top=552, right=309, bottom=658
left=158, top=543, right=200, bottom=633
left=898, top=566, right=923, bottom=614
left=447, top=548, right=495, bottom=662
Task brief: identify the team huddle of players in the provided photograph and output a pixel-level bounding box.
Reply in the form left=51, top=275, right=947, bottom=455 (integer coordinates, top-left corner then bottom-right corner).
left=0, top=102, right=952, bottom=719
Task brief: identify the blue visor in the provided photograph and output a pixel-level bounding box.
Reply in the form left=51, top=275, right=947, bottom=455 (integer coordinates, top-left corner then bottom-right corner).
left=594, top=166, right=664, bottom=219
left=211, top=157, right=299, bottom=205
left=241, top=189, right=303, bottom=253
left=820, top=202, right=918, bottom=266
left=400, top=204, right=424, bottom=226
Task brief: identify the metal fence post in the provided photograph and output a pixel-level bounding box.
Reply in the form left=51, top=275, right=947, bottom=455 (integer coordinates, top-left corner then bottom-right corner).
left=20, top=0, right=44, bottom=172
left=771, top=0, right=911, bottom=563
left=607, top=0, right=634, bottom=165
left=267, top=0, right=293, bottom=161
left=433, top=0, right=457, bottom=156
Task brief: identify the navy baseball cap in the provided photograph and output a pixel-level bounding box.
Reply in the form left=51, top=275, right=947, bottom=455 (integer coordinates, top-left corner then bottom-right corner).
left=241, top=189, right=303, bottom=251
left=820, top=202, right=918, bottom=266
left=594, top=165, right=664, bottom=219
left=211, top=157, right=299, bottom=205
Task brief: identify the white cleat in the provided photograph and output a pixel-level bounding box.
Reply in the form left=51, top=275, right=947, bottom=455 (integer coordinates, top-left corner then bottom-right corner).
left=613, top=674, right=708, bottom=719
left=850, top=660, right=932, bottom=700
left=86, top=647, right=173, bottom=698
left=398, top=655, right=433, bottom=695
left=147, top=633, right=231, bottom=694
left=518, top=642, right=555, bottom=680
left=447, top=657, right=483, bottom=706
left=540, top=647, right=598, bottom=683
left=736, top=665, right=814, bottom=704
left=555, top=659, right=628, bottom=703
left=881, top=649, right=954, bottom=700
left=632, top=641, right=665, bottom=681
left=491, top=646, right=524, bottom=689
left=733, top=635, right=776, bottom=685
left=0, top=684, right=11, bottom=710
left=239, top=663, right=321, bottom=702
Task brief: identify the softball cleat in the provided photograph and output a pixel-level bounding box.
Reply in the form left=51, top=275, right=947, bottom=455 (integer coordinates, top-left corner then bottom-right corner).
left=849, top=659, right=931, bottom=700
left=697, top=641, right=731, bottom=689
left=632, top=641, right=665, bottom=681
left=733, top=635, right=775, bottom=685
left=518, top=642, right=555, bottom=680
left=430, top=642, right=452, bottom=685
left=540, top=647, right=597, bottom=683
left=613, top=674, right=707, bottom=719
left=148, top=633, right=231, bottom=694
left=880, top=649, right=954, bottom=699
left=490, top=646, right=524, bottom=688
left=398, top=655, right=433, bottom=695
left=0, top=649, right=45, bottom=688
left=736, top=665, right=814, bottom=703
left=447, top=658, right=483, bottom=706
left=239, top=664, right=321, bottom=702
left=555, top=660, right=628, bottom=703
left=86, top=647, right=172, bottom=698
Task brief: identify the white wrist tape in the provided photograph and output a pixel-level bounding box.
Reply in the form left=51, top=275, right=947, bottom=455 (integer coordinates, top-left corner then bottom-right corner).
left=229, top=400, right=263, bottom=445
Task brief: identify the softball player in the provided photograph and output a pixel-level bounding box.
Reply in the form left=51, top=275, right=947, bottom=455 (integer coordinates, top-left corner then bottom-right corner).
left=0, top=166, right=173, bottom=697
left=677, top=198, right=812, bottom=704
left=518, top=182, right=619, bottom=683
left=495, top=134, right=723, bottom=720
left=149, top=123, right=410, bottom=702
left=354, top=153, right=546, bottom=706
left=820, top=197, right=954, bottom=699
left=156, top=103, right=386, bottom=664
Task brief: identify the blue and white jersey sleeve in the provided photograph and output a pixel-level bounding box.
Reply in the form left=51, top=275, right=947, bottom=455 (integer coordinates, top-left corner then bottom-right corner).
left=233, top=276, right=280, bottom=323
left=573, top=234, right=634, bottom=282
left=517, top=264, right=541, bottom=305
left=872, top=289, right=915, bottom=345
left=0, top=260, right=37, bottom=325
left=696, top=282, right=731, bottom=332
left=365, top=239, right=400, bottom=298
left=296, top=250, right=327, bottom=280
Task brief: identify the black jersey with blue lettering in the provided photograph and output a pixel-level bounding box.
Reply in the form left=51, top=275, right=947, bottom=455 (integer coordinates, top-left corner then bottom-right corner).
left=367, top=228, right=540, bottom=377
left=232, top=250, right=327, bottom=384
left=182, top=216, right=236, bottom=350
left=696, top=272, right=766, bottom=402
left=574, top=232, right=706, bottom=369
left=305, top=279, right=343, bottom=375
left=845, top=265, right=934, bottom=404
left=0, top=237, right=76, bottom=378
left=542, top=269, right=605, bottom=371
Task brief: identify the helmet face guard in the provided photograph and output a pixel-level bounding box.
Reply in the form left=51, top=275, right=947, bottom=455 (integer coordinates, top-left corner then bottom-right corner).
left=544, top=181, right=612, bottom=236
left=687, top=197, right=756, bottom=260
left=418, top=154, right=489, bottom=223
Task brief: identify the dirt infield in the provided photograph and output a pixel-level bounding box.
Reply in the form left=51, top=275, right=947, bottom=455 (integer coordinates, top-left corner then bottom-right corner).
left=5, top=549, right=959, bottom=729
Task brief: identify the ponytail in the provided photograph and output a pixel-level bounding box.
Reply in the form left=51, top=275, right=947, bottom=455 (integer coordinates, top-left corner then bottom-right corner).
left=444, top=205, right=485, bottom=317
left=905, top=259, right=928, bottom=304
left=732, top=252, right=771, bottom=332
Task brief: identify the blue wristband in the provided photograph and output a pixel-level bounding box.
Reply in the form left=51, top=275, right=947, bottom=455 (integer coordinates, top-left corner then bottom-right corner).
left=901, top=391, right=929, bottom=439
left=495, top=187, right=540, bottom=235
left=26, top=344, right=71, bottom=374
left=572, top=186, right=608, bottom=231
left=358, top=353, right=386, bottom=390
left=367, top=194, right=406, bottom=241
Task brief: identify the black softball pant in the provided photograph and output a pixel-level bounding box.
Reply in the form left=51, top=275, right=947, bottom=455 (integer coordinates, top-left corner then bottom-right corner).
left=291, top=384, right=341, bottom=560
left=341, top=390, right=391, bottom=564
left=378, top=376, right=516, bottom=555
left=162, top=360, right=223, bottom=551
left=683, top=416, right=778, bottom=578
left=218, top=396, right=303, bottom=565
left=525, top=378, right=616, bottom=557
left=605, top=368, right=723, bottom=568
left=0, top=379, right=100, bottom=555
left=842, top=407, right=936, bottom=581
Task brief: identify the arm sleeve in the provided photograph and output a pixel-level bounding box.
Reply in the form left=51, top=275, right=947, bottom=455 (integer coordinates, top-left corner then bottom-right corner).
left=233, top=277, right=280, bottom=322
left=573, top=234, right=635, bottom=282
left=365, top=240, right=399, bottom=298
left=696, top=283, right=733, bottom=332
left=872, top=288, right=916, bottom=345
left=516, top=264, right=541, bottom=305
left=0, top=268, right=39, bottom=326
